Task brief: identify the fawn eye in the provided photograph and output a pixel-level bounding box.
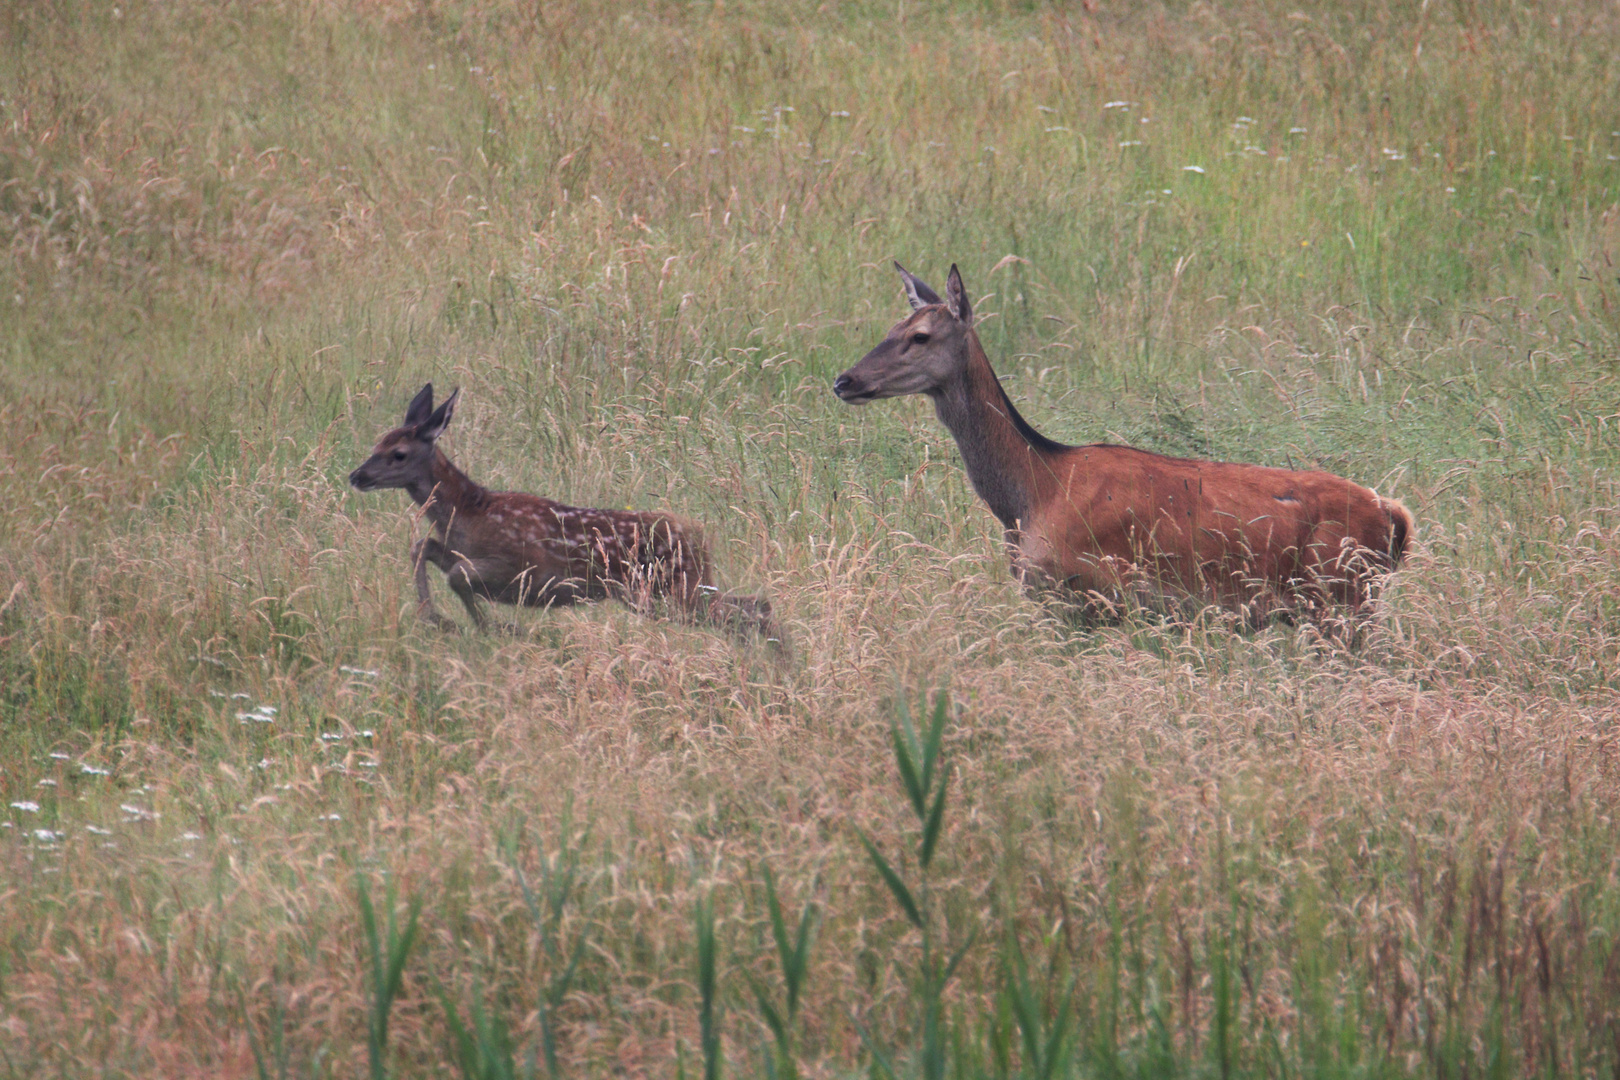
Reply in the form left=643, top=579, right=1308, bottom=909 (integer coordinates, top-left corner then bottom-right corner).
left=391, top=449, right=407, bottom=461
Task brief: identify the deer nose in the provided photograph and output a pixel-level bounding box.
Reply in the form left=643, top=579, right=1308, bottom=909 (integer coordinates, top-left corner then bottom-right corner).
left=832, top=374, right=856, bottom=399
left=348, top=468, right=368, bottom=489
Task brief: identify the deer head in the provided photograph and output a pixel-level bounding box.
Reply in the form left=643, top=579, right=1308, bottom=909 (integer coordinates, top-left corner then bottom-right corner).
left=833, top=262, right=975, bottom=403
left=349, top=383, right=460, bottom=492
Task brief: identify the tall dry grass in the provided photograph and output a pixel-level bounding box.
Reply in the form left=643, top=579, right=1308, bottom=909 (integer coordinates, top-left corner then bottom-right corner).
left=1, top=1, right=1619, bottom=1076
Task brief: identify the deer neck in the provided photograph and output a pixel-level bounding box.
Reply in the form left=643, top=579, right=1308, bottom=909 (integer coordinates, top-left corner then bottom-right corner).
left=408, top=449, right=489, bottom=529
left=930, top=331, right=1057, bottom=532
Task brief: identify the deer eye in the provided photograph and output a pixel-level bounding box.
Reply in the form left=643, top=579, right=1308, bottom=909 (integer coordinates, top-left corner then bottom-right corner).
left=391, top=449, right=407, bottom=461
left=910, top=333, right=930, bottom=345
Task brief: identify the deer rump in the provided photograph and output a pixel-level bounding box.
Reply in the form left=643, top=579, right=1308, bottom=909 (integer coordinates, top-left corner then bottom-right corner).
left=1025, top=444, right=1411, bottom=622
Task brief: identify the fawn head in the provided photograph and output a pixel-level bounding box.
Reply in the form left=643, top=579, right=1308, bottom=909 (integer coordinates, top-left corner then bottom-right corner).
left=349, top=383, right=460, bottom=492
left=833, top=262, right=974, bottom=403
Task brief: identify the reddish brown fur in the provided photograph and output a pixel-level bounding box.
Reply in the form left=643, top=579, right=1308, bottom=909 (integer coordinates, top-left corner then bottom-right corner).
left=349, top=384, right=783, bottom=649
left=834, top=263, right=1413, bottom=624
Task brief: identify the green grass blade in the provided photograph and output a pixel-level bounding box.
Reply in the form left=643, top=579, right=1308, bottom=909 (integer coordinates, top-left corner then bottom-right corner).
left=514, top=865, right=546, bottom=945
left=357, top=876, right=387, bottom=1080
left=1038, top=979, right=1076, bottom=1080
left=383, top=892, right=423, bottom=1017
left=787, top=894, right=816, bottom=1018
left=356, top=874, right=421, bottom=1080
left=435, top=978, right=480, bottom=1080
left=920, top=994, right=945, bottom=1080
left=695, top=893, right=722, bottom=1080
left=747, top=970, right=788, bottom=1047
left=549, top=929, right=588, bottom=1008
left=920, top=691, right=949, bottom=798
left=919, top=773, right=948, bottom=870
left=943, top=924, right=979, bottom=985
left=763, top=865, right=792, bottom=988
left=854, top=1020, right=900, bottom=1080
left=761, top=863, right=814, bottom=1018
left=539, top=1005, right=561, bottom=1080
left=357, top=874, right=382, bottom=1000
left=1005, top=945, right=1040, bottom=1072
left=890, top=722, right=927, bottom=822
left=859, top=832, right=922, bottom=929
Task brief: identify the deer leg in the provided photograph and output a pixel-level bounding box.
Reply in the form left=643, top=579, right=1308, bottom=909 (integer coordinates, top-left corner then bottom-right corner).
left=410, top=539, right=463, bottom=632
left=667, top=559, right=712, bottom=622
left=440, top=557, right=493, bottom=633
left=647, top=547, right=785, bottom=653
left=414, top=538, right=505, bottom=633
left=1016, top=545, right=1130, bottom=627
left=615, top=562, right=662, bottom=619
left=613, top=534, right=703, bottom=622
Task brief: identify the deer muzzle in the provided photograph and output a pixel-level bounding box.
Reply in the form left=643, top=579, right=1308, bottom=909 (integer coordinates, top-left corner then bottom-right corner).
left=832, top=372, right=874, bottom=403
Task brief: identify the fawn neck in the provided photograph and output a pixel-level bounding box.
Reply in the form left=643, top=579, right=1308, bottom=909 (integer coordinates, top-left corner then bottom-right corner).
left=409, top=449, right=490, bottom=529
left=931, top=331, right=1063, bottom=531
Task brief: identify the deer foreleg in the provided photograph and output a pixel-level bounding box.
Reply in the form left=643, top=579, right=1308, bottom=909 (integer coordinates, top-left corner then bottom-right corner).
left=445, top=564, right=496, bottom=632
left=411, top=538, right=468, bottom=632
left=1009, top=532, right=1131, bottom=626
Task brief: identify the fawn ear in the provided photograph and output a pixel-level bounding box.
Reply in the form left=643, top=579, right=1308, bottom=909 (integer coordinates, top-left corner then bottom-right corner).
left=945, top=264, right=973, bottom=326
left=404, top=383, right=435, bottom=426
left=418, top=387, right=459, bottom=442
left=894, top=261, right=943, bottom=310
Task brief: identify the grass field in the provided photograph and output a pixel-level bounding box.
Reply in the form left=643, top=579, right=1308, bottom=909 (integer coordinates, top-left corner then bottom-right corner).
left=3, top=1, right=1620, bottom=1076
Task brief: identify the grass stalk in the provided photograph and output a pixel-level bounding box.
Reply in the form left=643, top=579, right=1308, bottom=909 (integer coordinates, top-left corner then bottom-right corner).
left=357, top=873, right=423, bottom=1080
left=696, top=891, right=723, bottom=1080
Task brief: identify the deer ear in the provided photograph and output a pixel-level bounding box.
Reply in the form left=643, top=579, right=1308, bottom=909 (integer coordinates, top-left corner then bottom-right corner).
left=418, top=387, right=459, bottom=442
left=945, top=264, right=973, bottom=326
left=894, top=261, right=943, bottom=310
left=404, top=383, right=434, bottom=426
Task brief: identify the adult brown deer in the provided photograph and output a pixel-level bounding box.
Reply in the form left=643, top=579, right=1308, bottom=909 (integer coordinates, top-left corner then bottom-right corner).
left=349, top=384, right=784, bottom=651
left=833, top=263, right=1413, bottom=625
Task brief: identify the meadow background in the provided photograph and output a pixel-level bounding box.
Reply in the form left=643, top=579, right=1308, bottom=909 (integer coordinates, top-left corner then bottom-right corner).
left=3, top=0, right=1620, bottom=1076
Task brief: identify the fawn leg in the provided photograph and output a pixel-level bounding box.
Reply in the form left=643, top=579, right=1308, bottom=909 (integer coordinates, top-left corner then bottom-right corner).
left=440, top=556, right=493, bottom=633
left=410, top=538, right=461, bottom=632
